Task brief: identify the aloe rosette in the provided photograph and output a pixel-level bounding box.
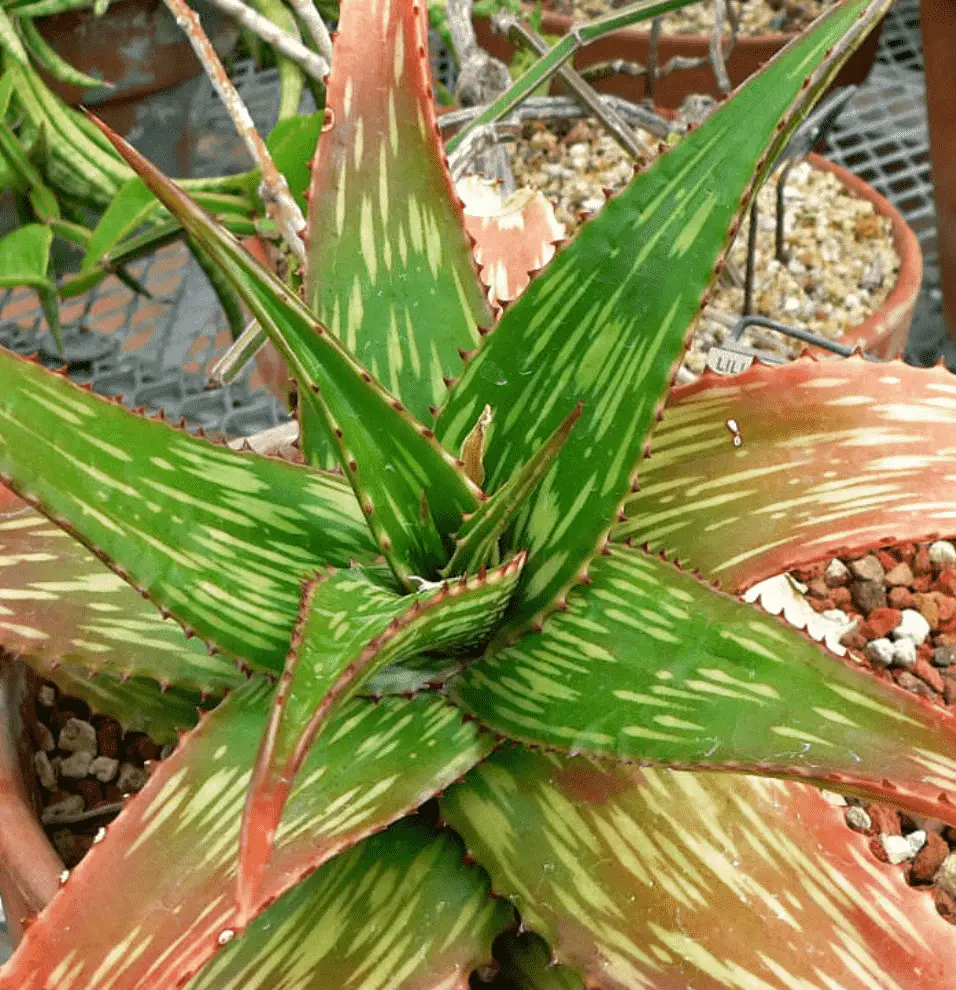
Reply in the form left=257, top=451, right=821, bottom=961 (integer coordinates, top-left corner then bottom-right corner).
left=1, top=0, right=955, bottom=986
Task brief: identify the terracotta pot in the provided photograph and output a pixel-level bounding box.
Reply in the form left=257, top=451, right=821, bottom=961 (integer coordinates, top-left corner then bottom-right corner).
left=36, top=0, right=237, bottom=125
left=474, top=1, right=883, bottom=108
left=806, top=153, right=922, bottom=359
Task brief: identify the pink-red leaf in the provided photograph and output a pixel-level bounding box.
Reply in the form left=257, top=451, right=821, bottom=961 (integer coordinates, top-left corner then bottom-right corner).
left=617, top=356, right=956, bottom=591
left=443, top=746, right=956, bottom=988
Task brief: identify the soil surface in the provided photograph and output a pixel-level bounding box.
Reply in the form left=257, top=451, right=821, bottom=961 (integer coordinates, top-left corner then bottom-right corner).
left=546, top=0, right=836, bottom=35
left=28, top=683, right=165, bottom=868
left=795, top=538, right=956, bottom=923
left=507, top=116, right=899, bottom=372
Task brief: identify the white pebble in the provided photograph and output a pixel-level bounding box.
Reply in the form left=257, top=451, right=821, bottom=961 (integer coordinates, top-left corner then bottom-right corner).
left=59, top=750, right=94, bottom=779
left=907, top=830, right=928, bottom=857
left=881, top=834, right=917, bottom=864
left=37, top=685, right=56, bottom=707
left=937, top=854, right=956, bottom=896
left=892, top=609, right=931, bottom=646
left=58, top=718, right=97, bottom=755
left=824, top=558, right=850, bottom=587
left=33, top=751, right=57, bottom=791
left=117, top=762, right=150, bottom=793
left=90, top=756, right=119, bottom=783
left=846, top=806, right=872, bottom=831
left=41, top=795, right=84, bottom=825
left=891, top=638, right=918, bottom=669
left=820, top=790, right=847, bottom=806
left=930, top=541, right=956, bottom=568
left=865, top=638, right=894, bottom=668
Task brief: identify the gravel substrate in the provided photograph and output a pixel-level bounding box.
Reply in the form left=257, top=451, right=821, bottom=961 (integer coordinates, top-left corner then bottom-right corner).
left=547, top=0, right=836, bottom=35
left=507, top=117, right=899, bottom=369
left=28, top=684, right=165, bottom=868
left=794, top=538, right=956, bottom=924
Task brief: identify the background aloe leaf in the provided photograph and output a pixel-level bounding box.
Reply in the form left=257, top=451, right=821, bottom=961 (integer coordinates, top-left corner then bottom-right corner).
left=443, top=747, right=956, bottom=989
left=247, top=0, right=304, bottom=121
left=0, top=348, right=376, bottom=672
left=485, top=932, right=584, bottom=990
left=265, top=111, right=324, bottom=211
left=617, top=356, right=956, bottom=592
left=94, top=119, right=483, bottom=586
left=239, top=556, right=524, bottom=919
left=438, top=0, right=891, bottom=631
left=17, top=15, right=110, bottom=89
left=82, top=178, right=160, bottom=270
left=0, top=503, right=244, bottom=697
left=0, top=223, right=51, bottom=290
left=0, top=680, right=493, bottom=989
left=192, top=817, right=513, bottom=990
left=304, top=0, right=493, bottom=435
left=449, top=544, right=956, bottom=828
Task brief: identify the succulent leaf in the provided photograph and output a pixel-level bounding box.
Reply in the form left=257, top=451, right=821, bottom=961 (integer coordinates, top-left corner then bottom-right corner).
left=448, top=545, right=956, bottom=827
left=304, top=0, right=493, bottom=432
left=237, top=555, right=524, bottom=922
left=445, top=406, right=581, bottom=577
left=0, top=347, right=376, bottom=672
left=0, top=503, right=244, bottom=698
left=92, top=119, right=483, bottom=585
left=443, top=746, right=956, bottom=989
left=617, top=356, right=956, bottom=591
left=0, top=680, right=493, bottom=989
left=438, top=0, right=891, bottom=630
left=191, top=817, right=513, bottom=990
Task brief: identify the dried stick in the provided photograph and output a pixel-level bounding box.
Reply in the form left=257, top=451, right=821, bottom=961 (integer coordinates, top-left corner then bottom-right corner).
left=284, top=0, right=334, bottom=63
left=646, top=16, right=661, bottom=101
left=163, top=0, right=307, bottom=263
left=200, top=0, right=330, bottom=80
left=709, top=0, right=731, bottom=93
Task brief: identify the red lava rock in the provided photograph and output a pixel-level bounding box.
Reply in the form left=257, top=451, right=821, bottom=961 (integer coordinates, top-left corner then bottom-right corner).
left=945, top=680, right=956, bottom=706
left=840, top=630, right=867, bottom=651
left=866, top=805, right=901, bottom=836
left=73, top=778, right=102, bottom=808
left=897, top=543, right=917, bottom=563
left=47, top=788, right=75, bottom=809
left=807, top=578, right=829, bottom=599
left=908, top=831, right=950, bottom=885
left=938, top=595, right=956, bottom=625
left=831, top=586, right=852, bottom=608
left=94, top=717, right=121, bottom=759
left=852, top=580, right=887, bottom=615
left=122, top=731, right=159, bottom=764
left=914, top=659, right=946, bottom=694
left=914, top=548, right=934, bottom=576
left=938, top=570, right=956, bottom=597
left=876, top=550, right=899, bottom=572
left=48, top=708, right=75, bottom=734
left=914, top=593, right=941, bottom=630
left=913, top=575, right=934, bottom=593
left=859, top=607, right=901, bottom=640
left=869, top=836, right=890, bottom=862
left=888, top=586, right=915, bottom=610
left=104, top=784, right=124, bottom=804
left=936, top=887, right=956, bottom=923
left=808, top=597, right=834, bottom=614
left=896, top=670, right=937, bottom=699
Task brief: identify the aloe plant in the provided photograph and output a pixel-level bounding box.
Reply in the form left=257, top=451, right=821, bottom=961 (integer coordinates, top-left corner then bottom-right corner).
left=3, top=0, right=956, bottom=986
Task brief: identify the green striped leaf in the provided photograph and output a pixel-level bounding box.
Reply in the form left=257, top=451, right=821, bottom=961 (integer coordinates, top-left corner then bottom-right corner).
left=443, top=747, right=956, bottom=989
left=238, top=555, right=524, bottom=921
left=304, top=0, right=493, bottom=431
left=448, top=544, right=956, bottom=828
left=0, top=680, right=494, bottom=989
left=0, top=223, right=51, bottom=290
left=247, top=0, right=303, bottom=121
left=190, top=817, right=513, bottom=990
left=0, top=8, right=27, bottom=66
left=81, top=178, right=159, bottom=270
left=0, top=505, right=244, bottom=697
left=0, top=348, right=376, bottom=673
left=94, top=119, right=483, bottom=587
left=485, top=932, right=584, bottom=990
left=438, top=0, right=891, bottom=631
left=17, top=15, right=109, bottom=89
left=617, top=356, right=956, bottom=592
left=445, top=406, right=580, bottom=577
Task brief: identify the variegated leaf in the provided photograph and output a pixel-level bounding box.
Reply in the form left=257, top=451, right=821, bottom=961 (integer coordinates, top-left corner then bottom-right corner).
left=0, top=680, right=493, bottom=990
left=617, top=356, right=956, bottom=591
left=191, top=817, right=513, bottom=990
left=238, top=555, right=524, bottom=922
left=0, top=506, right=244, bottom=696
left=437, top=0, right=891, bottom=631
left=443, top=747, right=956, bottom=989
left=458, top=177, right=566, bottom=308
left=304, top=0, right=492, bottom=428
left=448, top=545, right=956, bottom=828
left=93, top=120, right=483, bottom=586
left=0, top=348, right=376, bottom=673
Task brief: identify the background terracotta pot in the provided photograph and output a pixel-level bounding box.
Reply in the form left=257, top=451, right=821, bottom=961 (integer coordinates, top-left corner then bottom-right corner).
left=475, top=1, right=883, bottom=107
left=36, top=0, right=237, bottom=135
left=806, top=153, right=922, bottom=359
